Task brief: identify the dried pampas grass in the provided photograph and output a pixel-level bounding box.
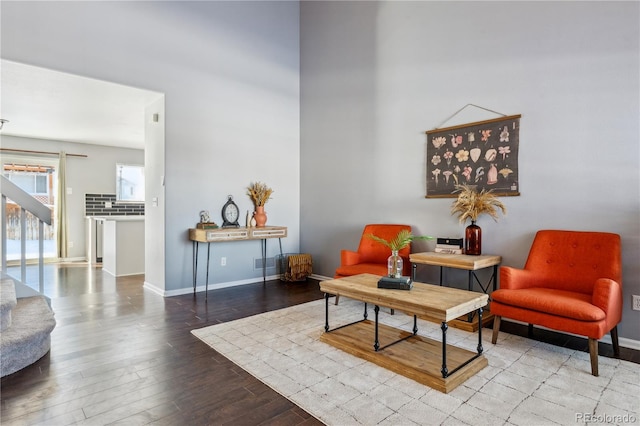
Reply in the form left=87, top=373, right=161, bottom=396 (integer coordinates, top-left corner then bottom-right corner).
left=247, top=182, right=273, bottom=207
left=451, top=184, right=506, bottom=223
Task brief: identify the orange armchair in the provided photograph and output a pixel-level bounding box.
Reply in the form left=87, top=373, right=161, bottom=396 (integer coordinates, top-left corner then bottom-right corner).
left=334, top=224, right=412, bottom=304
left=491, top=230, right=622, bottom=376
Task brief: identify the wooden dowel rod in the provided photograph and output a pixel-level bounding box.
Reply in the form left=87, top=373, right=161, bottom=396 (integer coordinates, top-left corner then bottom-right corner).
left=0, top=148, right=87, bottom=158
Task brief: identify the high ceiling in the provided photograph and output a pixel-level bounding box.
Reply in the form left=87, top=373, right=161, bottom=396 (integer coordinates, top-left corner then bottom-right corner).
left=1, top=60, right=163, bottom=150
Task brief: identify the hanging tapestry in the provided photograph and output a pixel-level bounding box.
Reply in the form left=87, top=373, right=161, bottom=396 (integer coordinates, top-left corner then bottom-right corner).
left=425, top=115, right=521, bottom=198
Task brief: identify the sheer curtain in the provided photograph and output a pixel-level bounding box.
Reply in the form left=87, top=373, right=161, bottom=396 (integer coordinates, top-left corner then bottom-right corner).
left=56, top=151, right=68, bottom=259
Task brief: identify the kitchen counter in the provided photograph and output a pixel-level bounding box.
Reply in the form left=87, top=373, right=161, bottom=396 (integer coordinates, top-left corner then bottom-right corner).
left=86, top=216, right=145, bottom=276
left=89, top=215, right=145, bottom=221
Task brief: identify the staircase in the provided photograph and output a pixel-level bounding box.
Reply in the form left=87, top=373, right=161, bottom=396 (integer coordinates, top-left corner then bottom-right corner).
left=1, top=276, right=56, bottom=377
left=1, top=175, right=56, bottom=377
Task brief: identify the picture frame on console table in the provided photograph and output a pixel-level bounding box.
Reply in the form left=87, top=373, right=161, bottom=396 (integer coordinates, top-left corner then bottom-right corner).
left=425, top=115, right=521, bottom=198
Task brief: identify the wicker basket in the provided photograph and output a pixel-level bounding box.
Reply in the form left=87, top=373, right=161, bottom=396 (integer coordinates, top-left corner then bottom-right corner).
left=277, top=253, right=312, bottom=282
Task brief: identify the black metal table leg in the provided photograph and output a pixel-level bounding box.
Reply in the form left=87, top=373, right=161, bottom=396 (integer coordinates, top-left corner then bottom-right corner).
left=413, top=315, right=418, bottom=335
left=205, top=242, right=211, bottom=301
left=477, top=307, right=484, bottom=354
left=492, top=265, right=498, bottom=292
left=261, top=239, right=267, bottom=284
left=467, top=270, right=474, bottom=321
left=441, top=321, right=449, bottom=378
left=412, top=263, right=417, bottom=280
left=324, top=293, right=330, bottom=332
left=363, top=302, right=368, bottom=320
left=193, top=241, right=198, bottom=295
left=374, top=305, right=380, bottom=351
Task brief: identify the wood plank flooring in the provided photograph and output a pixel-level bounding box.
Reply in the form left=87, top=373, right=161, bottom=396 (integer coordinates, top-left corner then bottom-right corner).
left=1, top=264, right=325, bottom=425
left=2, top=264, right=638, bottom=425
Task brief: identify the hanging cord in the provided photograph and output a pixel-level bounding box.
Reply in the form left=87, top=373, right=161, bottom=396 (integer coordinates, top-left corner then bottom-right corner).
left=433, top=104, right=507, bottom=130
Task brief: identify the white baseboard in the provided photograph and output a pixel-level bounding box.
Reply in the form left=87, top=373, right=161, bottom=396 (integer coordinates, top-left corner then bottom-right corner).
left=143, top=281, right=165, bottom=297
left=59, top=257, right=86, bottom=263
left=309, top=273, right=332, bottom=281
left=501, top=318, right=640, bottom=351
left=104, top=270, right=144, bottom=277
left=144, top=274, right=282, bottom=298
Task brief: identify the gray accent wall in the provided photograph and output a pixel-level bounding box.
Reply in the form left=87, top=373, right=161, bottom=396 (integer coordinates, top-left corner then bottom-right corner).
left=300, top=1, right=639, bottom=341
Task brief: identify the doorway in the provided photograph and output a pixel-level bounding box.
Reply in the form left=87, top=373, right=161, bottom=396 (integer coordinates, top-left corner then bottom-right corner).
left=2, top=157, right=58, bottom=261
left=1, top=60, right=166, bottom=291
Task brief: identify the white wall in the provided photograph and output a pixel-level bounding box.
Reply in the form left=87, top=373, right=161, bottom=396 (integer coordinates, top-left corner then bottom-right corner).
left=1, top=1, right=301, bottom=293
left=300, top=1, right=640, bottom=340
left=0, top=135, right=144, bottom=260
left=144, top=97, right=166, bottom=292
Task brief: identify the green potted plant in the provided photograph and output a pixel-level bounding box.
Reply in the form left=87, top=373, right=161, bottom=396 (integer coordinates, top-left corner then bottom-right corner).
left=367, top=230, right=433, bottom=278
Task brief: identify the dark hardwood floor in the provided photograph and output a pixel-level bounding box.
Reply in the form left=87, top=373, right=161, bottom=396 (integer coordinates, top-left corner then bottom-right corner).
left=1, top=264, right=325, bottom=425
left=2, top=264, right=638, bottom=425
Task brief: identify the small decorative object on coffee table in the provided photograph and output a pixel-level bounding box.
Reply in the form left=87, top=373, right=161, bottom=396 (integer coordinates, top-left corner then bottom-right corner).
left=367, top=230, right=433, bottom=278
left=450, top=184, right=506, bottom=255
left=377, top=275, right=413, bottom=290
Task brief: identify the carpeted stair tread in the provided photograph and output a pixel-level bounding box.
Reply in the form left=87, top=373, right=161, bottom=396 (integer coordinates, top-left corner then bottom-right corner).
left=1, top=279, right=18, bottom=332
left=0, top=296, right=56, bottom=377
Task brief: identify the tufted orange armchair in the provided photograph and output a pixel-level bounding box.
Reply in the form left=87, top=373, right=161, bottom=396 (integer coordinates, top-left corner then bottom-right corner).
left=334, top=224, right=412, bottom=305
left=491, top=230, right=622, bottom=376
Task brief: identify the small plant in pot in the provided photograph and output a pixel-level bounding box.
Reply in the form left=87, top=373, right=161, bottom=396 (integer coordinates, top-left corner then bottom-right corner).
left=450, top=184, right=506, bottom=255
left=367, top=230, right=433, bottom=278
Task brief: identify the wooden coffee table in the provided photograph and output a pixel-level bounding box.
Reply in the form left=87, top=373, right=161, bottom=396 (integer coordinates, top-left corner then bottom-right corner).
left=410, top=252, right=501, bottom=331
left=319, top=273, right=488, bottom=393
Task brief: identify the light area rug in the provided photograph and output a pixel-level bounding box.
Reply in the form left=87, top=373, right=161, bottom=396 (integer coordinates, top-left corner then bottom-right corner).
left=191, top=298, right=639, bottom=426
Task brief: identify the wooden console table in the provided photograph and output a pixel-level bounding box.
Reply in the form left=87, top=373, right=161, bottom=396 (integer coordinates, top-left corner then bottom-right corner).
left=319, top=273, right=488, bottom=393
left=189, top=226, right=287, bottom=301
left=410, top=252, right=501, bottom=330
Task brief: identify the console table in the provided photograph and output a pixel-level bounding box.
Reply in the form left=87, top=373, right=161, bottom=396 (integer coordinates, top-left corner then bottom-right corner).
left=410, top=252, right=501, bottom=330
left=188, top=226, right=287, bottom=300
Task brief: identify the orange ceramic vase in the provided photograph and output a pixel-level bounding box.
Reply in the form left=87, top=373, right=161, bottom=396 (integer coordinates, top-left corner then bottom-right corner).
left=253, top=206, right=267, bottom=227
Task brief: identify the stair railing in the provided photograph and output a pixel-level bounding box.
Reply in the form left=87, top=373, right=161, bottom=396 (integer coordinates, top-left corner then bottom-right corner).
left=0, top=175, right=52, bottom=293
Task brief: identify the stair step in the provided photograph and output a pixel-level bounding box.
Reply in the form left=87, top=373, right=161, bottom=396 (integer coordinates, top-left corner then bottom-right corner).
left=1, top=279, right=18, bottom=332
left=0, top=296, right=56, bottom=377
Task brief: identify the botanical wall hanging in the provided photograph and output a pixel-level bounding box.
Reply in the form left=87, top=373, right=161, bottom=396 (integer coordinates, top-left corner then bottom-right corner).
left=425, top=114, right=521, bottom=198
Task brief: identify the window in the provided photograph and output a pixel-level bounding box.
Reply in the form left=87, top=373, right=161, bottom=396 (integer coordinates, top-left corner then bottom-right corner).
left=4, top=166, right=52, bottom=197
left=2, top=161, right=57, bottom=260
left=116, top=164, right=145, bottom=202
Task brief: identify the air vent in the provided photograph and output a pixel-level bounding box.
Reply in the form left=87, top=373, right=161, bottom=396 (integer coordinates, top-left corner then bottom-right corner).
left=254, top=257, right=276, bottom=269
